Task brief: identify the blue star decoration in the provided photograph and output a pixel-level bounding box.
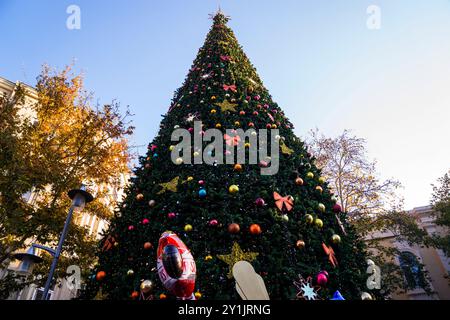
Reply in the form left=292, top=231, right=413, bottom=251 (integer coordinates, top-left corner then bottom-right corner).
left=330, top=290, right=345, bottom=300
left=293, top=275, right=321, bottom=300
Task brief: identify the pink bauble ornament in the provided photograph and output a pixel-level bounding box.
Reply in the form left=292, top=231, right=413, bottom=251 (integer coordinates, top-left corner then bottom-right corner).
left=142, top=218, right=150, bottom=225
left=128, top=225, right=135, bottom=231
left=209, top=219, right=218, bottom=227
left=333, top=204, right=342, bottom=213
left=198, top=180, right=205, bottom=186
left=255, top=198, right=266, bottom=207
left=259, top=161, right=268, bottom=168
left=168, top=212, right=176, bottom=219
left=316, top=271, right=329, bottom=286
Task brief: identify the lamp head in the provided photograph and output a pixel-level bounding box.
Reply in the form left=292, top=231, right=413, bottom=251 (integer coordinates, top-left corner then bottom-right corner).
left=13, top=246, right=43, bottom=275
left=68, top=185, right=94, bottom=212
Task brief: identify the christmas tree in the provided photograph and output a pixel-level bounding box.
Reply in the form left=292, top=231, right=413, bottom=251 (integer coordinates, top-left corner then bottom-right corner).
left=84, top=12, right=369, bottom=300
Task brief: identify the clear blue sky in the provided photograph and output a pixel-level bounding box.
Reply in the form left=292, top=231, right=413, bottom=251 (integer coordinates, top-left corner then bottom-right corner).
left=1, top=0, right=449, bottom=209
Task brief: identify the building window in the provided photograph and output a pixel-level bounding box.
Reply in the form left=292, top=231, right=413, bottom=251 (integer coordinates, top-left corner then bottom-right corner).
left=398, top=251, right=427, bottom=290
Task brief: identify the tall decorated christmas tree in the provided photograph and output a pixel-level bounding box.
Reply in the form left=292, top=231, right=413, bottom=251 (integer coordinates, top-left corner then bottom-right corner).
left=84, top=12, right=369, bottom=300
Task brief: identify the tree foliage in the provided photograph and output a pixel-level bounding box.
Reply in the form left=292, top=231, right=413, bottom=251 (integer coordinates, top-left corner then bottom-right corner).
left=430, top=171, right=450, bottom=256
left=0, top=65, right=133, bottom=298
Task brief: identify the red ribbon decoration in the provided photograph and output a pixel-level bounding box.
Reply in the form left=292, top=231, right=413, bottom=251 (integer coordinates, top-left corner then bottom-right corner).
left=224, top=134, right=241, bottom=146
left=273, top=192, right=294, bottom=212
left=102, top=235, right=116, bottom=252
left=223, top=84, right=237, bottom=92
left=322, top=243, right=339, bottom=268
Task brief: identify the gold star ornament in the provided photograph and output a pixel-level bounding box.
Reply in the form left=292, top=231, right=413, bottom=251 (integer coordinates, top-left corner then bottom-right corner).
left=215, top=100, right=238, bottom=113
left=157, top=176, right=180, bottom=195
left=280, top=141, right=294, bottom=155
left=217, top=242, right=259, bottom=278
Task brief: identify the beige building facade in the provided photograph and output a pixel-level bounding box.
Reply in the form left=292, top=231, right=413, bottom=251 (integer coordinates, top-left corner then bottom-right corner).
left=367, top=205, right=450, bottom=300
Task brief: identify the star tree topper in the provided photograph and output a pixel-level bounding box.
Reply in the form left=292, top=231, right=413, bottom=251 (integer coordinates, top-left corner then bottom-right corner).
left=217, top=242, right=259, bottom=278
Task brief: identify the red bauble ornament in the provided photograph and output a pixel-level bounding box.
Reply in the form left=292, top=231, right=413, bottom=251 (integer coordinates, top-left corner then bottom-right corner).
left=228, top=223, right=240, bottom=234
left=248, top=122, right=255, bottom=128
left=333, top=204, right=342, bottom=213
left=128, top=225, right=134, bottom=231
left=131, top=291, right=139, bottom=299
left=266, top=124, right=272, bottom=129
left=316, top=271, right=329, bottom=286
left=250, top=224, right=262, bottom=235
left=142, top=218, right=150, bottom=225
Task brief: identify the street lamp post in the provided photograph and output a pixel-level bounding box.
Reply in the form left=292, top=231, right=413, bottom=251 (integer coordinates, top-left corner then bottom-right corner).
left=39, top=185, right=93, bottom=300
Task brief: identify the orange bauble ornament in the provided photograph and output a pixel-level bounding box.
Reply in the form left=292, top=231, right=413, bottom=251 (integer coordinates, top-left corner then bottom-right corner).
left=250, top=224, right=262, bottom=235
left=144, top=242, right=152, bottom=250
left=234, top=164, right=243, bottom=172
left=131, top=291, right=139, bottom=299
left=159, top=293, right=167, bottom=300
left=96, top=271, right=106, bottom=281
left=295, top=177, right=304, bottom=186
left=228, top=223, right=240, bottom=234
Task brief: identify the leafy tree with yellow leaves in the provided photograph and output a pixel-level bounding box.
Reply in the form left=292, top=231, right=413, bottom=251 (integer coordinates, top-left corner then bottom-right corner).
left=0, top=66, right=133, bottom=299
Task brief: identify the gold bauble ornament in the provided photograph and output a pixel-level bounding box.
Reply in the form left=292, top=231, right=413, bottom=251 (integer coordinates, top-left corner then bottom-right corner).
left=318, top=203, right=326, bottom=212
left=140, top=280, right=154, bottom=293
left=296, top=240, right=306, bottom=249
left=315, top=219, right=324, bottom=228
left=136, top=194, right=144, bottom=201
left=332, top=234, right=341, bottom=244
left=184, top=224, right=193, bottom=232
left=229, top=185, right=239, bottom=194
left=305, top=214, right=314, bottom=224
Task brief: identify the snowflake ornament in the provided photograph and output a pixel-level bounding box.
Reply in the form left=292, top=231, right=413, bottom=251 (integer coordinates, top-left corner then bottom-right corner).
left=293, top=275, right=321, bottom=300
